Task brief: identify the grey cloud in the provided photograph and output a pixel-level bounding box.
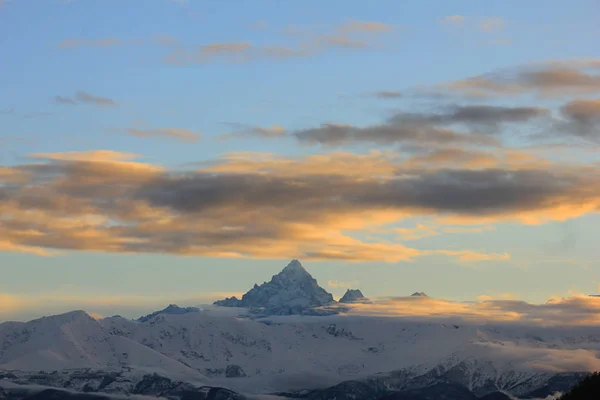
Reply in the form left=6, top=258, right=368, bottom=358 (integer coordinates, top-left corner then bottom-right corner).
left=446, top=62, right=600, bottom=97
left=54, top=92, right=118, bottom=107
left=558, top=99, right=600, bottom=139
left=220, top=123, right=287, bottom=139
left=390, top=105, right=549, bottom=130
left=137, top=168, right=595, bottom=218
left=373, top=91, right=402, bottom=99
left=55, top=96, right=77, bottom=105
left=294, top=105, right=547, bottom=147
left=75, top=91, right=118, bottom=107
left=294, top=122, right=499, bottom=147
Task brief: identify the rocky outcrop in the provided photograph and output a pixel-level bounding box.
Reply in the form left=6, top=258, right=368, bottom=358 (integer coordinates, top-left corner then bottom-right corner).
left=225, top=365, right=247, bottom=378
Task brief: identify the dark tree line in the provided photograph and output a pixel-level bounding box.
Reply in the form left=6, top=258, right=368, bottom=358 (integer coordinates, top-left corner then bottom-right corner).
left=559, top=372, right=600, bottom=400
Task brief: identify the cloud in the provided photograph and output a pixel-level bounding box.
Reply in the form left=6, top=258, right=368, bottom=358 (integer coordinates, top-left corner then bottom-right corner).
left=292, top=104, right=551, bottom=147
left=163, top=20, right=395, bottom=65
left=0, top=150, right=537, bottom=262
left=293, top=122, right=499, bottom=147
left=558, top=98, right=600, bottom=139
left=392, top=223, right=496, bottom=241
left=327, top=280, right=360, bottom=288
left=76, top=91, right=118, bottom=106
left=444, top=60, right=600, bottom=97
left=389, top=105, right=549, bottom=131
left=373, top=90, right=402, bottom=99
left=340, top=294, right=600, bottom=327
left=56, top=92, right=118, bottom=107
left=336, top=20, right=395, bottom=34
left=55, top=96, right=77, bottom=105
left=58, top=37, right=123, bottom=49
left=29, top=150, right=140, bottom=162
left=477, top=293, right=519, bottom=301
left=394, top=224, right=440, bottom=240
left=220, top=123, right=287, bottom=139
left=127, top=128, right=200, bottom=143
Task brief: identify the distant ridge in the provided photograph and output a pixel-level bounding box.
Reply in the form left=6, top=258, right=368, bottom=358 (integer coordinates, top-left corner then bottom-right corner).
left=136, top=304, right=200, bottom=323
left=411, top=292, right=428, bottom=297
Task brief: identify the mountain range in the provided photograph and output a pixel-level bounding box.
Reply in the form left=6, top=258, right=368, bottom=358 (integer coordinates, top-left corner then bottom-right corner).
left=0, top=260, right=593, bottom=400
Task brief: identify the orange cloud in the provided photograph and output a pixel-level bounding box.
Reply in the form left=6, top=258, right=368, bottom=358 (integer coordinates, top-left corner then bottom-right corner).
left=341, top=295, right=600, bottom=326
left=2, top=149, right=599, bottom=262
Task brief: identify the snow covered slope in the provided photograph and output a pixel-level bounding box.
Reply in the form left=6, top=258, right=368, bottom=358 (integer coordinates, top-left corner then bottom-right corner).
left=1, top=309, right=598, bottom=397
left=0, top=310, right=206, bottom=383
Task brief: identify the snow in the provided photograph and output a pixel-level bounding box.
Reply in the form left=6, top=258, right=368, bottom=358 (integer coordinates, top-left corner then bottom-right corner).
left=0, top=309, right=208, bottom=384
left=1, top=308, right=598, bottom=396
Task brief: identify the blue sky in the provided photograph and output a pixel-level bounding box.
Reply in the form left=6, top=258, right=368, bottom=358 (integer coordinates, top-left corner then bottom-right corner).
left=1, top=0, right=600, bottom=321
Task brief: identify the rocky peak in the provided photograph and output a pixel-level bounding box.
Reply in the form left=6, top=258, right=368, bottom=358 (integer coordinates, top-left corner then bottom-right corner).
left=339, top=289, right=370, bottom=304
left=214, top=259, right=336, bottom=315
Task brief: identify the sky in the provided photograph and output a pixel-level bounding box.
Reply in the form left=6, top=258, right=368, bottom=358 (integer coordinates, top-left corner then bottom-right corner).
left=1, top=0, right=600, bottom=321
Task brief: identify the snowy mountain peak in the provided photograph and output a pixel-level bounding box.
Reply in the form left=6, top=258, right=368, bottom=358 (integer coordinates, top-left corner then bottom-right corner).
left=272, top=259, right=315, bottom=285
left=214, top=259, right=335, bottom=315
left=282, top=259, right=307, bottom=273
left=136, top=304, right=200, bottom=323
left=30, top=310, right=96, bottom=326
left=411, top=292, right=428, bottom=297
left=339, top=289, right=370, bottom=303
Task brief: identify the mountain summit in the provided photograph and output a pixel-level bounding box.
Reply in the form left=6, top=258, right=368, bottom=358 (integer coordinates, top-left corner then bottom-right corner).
left=339, top=289, right=370, bottom=303
left=214, top=259, right=335, bottom=315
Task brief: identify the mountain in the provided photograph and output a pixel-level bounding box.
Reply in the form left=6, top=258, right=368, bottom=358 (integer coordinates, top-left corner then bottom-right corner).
left=410, top=292, right=428, bottom=297
left=1, top=308, right=596, bottom=398
left=136, top=304, right=200, bottom=323
left=213, top=259, right=335, bottom=315
left=0, top=310, right=206, bottom=383
left=339, top=289, right=370, bottom=304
